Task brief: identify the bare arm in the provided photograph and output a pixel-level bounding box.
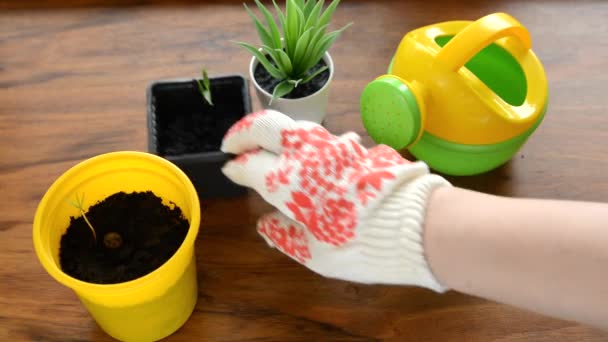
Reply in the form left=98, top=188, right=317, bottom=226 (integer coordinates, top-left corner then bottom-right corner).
left=424, top=186, right=608, bottom=329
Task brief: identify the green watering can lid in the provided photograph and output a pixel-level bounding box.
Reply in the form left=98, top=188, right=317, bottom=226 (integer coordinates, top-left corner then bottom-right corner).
left=360, top=76, right=423, bottom=150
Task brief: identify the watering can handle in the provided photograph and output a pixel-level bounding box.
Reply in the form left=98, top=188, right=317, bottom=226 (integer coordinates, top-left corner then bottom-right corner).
left=435, top=12, right=531, bottom=72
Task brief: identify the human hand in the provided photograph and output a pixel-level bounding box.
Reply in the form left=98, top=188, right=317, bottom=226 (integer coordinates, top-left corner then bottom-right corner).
left=221, top=110, right=450, bottom=291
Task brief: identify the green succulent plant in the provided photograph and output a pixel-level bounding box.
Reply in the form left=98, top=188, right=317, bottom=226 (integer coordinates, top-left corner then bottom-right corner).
left=236, top=0, right=352, bottom=102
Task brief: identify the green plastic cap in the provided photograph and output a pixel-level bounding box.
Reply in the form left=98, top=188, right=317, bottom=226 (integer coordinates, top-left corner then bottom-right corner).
left=360, top=76, right=423, bottom=150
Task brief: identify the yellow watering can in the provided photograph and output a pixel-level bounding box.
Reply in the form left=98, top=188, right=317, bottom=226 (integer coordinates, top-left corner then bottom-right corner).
left=360, top=12, right=548, bottom=175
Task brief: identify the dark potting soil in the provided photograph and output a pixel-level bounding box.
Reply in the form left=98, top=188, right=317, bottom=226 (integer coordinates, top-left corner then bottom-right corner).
left=154, top=78, right=247, bottom=156
left=254, top=58, right=330, bottom=99
left=59, top=191, right=190, bottom=284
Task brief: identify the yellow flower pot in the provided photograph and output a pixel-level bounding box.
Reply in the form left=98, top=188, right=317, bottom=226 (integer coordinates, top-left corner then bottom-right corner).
left=33, top=151, right=201, bottom=341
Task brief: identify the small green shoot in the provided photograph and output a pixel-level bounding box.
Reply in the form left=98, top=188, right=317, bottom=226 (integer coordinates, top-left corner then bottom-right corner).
left=70, top=193, right=97, bottom=241
left=196, top=67, right=214, bottom=106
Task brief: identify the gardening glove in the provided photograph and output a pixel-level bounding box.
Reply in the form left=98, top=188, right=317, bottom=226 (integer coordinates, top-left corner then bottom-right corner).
left=221, top=110, right=451, bottom=292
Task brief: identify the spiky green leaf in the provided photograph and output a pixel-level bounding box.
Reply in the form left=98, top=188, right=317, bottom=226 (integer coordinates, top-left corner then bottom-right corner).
left=292, top=0, right=306, bottom=8
left=274, top=48, right=294, bottom=75
left=303, top=0, right=317, bottom=17
left=244, top=3, right=274, bottom=48
left=296, top=23, right=328, bottom=73
left=272, top=0, right=286, bottom=33
left=318, top=0, right=341, bottom=32
left=271, top=80, right=296, bottom=104
left=255, top=0, right=282, bottom=49
left=310, top=31, right=338, bottom=64
left=261, top=45, right=292, bottom=75
left=303, top=0, right=324, bottom=32
left=295, top=5, right=306, bottom=36
left=292, top=27, right=314, bottom=75
left=236, top=41, right=286, bottom=79
left=307, top=23, right=328, bottom=51
left=301, top=65, right=328, bottom=84
left=285, top=0, right=299, bottom=56
left=304, top=22, right=352, bottom=72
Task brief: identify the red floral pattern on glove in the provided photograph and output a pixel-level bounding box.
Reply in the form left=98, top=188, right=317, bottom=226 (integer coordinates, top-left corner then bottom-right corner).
left=266, top=165, right=292, bottom=192
left=258, top=216, right=311, bottom=263
left=224, top=110, right=268, bottom=139
left=265, top=126, right=409, bottom=246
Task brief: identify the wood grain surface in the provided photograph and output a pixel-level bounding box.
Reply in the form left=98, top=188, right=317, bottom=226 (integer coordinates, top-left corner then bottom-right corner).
left=1, top=0, right=608, bottom=340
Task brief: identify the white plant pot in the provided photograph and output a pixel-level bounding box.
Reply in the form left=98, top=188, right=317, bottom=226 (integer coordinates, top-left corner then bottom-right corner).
left=249, top=52, right=334, bottom=124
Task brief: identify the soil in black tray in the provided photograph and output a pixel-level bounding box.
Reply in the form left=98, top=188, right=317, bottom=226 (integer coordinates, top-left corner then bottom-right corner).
left=155, top=78, right=246, bottom=156
left=254, top=58, right=330, bottom=99
left=59, top=191, right=190, bottom=284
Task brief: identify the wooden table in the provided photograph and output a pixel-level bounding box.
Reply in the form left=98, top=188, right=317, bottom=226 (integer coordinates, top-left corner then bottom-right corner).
left=2, top=0, right=607, bottom=340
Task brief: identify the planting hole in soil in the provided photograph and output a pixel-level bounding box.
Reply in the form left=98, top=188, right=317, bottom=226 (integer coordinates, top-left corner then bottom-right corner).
left=59, top=191, right=189, bottom=284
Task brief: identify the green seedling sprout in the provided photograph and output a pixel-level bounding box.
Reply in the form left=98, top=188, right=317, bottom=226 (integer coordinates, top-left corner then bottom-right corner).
left=69, top=193, right=123, bottom=249
left=196, top=67, right=214, bottom=106
left=70, top=192, right=97, bottom=241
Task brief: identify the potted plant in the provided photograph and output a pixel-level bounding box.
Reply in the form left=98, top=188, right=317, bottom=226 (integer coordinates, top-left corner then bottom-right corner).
left=33, top=151, right=201, bottom=341
left=236, top=0, right=351, bottom=124
left=147, top=68, right=252, bottom=199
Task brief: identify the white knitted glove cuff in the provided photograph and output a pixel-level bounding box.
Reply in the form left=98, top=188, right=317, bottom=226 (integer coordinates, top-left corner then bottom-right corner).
left=349, top=173, right=451, bottom=292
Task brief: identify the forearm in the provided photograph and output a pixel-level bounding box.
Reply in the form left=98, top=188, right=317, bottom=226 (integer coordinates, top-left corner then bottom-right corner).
left=424, top=186, right=608, bottom=329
